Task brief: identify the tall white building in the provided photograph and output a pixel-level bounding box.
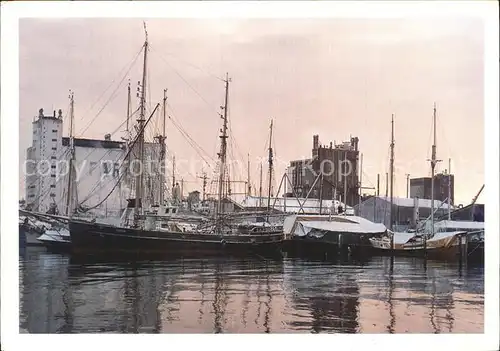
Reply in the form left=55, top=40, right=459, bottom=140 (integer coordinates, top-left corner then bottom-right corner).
left=25, top=108, right=164, bottom=215
left=25, top=108, right=64, bottom=212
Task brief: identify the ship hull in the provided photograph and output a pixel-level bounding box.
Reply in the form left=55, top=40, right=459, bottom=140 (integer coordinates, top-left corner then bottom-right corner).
left=19, top=223, right=44, bottom=247
left=69, top=220, right=284, bottom=255
left=367, top=233, right=475, bottom=262
left=284, top=231, right=379, bottom=258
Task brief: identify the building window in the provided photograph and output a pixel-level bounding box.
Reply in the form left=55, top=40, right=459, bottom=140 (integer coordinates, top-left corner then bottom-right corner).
left=49, top=193, right=56, bottom=197
left=51, top=165, right=56, bottom=169
left=50, top=185, right=56, bottom=188
left=28, top=194, right=35, bottom=198
left=113, top=163, right=120, bottom=177
left=103, top=163, right=110, bottom=174
left=51, top=156, right=56, bottom=160
left=51, top=174, right=56, bottom=178
left=52, top=147, right=57, bottom=150
left=52, top=139, right=57, bottom=142
left=52, top=129, right=57, bottom=133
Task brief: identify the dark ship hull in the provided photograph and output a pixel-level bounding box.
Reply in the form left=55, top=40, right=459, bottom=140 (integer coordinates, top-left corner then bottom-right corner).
left=68, top=220, right=284, bottom=255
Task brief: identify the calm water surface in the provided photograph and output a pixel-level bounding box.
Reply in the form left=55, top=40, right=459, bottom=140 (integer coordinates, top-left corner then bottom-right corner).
left=19, top=247, right=484, bottom=333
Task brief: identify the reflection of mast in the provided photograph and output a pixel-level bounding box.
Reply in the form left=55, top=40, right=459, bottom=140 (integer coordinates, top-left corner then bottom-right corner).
left=386, top=256, right=395, bottom=333
left=429, top=275, right=439, bottom=333
left=132, top=267, right=140, bottom=332
left=212, top=260, right=226, bottom=333
left=198, top=262, right=207, bottom=324
left=254, top=274, right=262, bottom=326
left=263, top=269, right=272, bottom=333
left=241, top=279, right=252, bottom=327
left=60, top=271, right=74, bottom=333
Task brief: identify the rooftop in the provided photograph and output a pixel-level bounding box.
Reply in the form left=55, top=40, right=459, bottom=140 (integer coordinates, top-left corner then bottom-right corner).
left=365, top=196, right=455, bottom=209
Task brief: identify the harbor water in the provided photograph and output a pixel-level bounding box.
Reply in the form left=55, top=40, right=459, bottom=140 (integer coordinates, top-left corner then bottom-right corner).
left=19, top=247, right=484, bottom=333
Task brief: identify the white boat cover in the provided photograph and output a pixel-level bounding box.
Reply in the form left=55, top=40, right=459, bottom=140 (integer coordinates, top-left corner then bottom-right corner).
left=391, top=231, right=417, bottom=245
left=284, top=215, right=387, bottom=238
left=37, top=228, right=70, bottom=243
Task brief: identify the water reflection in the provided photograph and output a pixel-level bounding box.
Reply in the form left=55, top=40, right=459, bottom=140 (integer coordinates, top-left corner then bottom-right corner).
left=19, top=248, right=484, bottom=333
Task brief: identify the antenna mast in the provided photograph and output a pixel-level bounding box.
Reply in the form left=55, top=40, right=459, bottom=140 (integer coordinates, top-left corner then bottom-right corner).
left=133, top=23, right=148, bottom=226
left=389, top=114, right=395, bottom=230
left=216, top=73, right=230, bottom=217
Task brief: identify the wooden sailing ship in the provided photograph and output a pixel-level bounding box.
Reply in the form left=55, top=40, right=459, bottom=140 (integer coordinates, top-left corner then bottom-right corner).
left=68, top=27, right=284, bottom=254
left=368, top=107, right=470, bottom=261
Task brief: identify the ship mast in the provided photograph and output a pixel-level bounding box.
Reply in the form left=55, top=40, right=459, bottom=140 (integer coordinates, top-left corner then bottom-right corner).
left=126, top=80, right=131, bottom=138
left=216, top=73, right=230, bottom=217
left=429, top=103, right=441, bottom=237
left=155, top=89, right=167, bottom=206
left=389, top=114, right=395, bottom=230
left=247, top=153, right=251, bottom=197
left=65, top=90, right=76, bottom=217
left=448, top=158, right=451, bottom=220
left=133, top=23, right=148, bottom=227
left=259, top=163, right=263, bottom=207
left=172, top=155, right=176, bottom=202
left=267, top=119, right=274, bottom=214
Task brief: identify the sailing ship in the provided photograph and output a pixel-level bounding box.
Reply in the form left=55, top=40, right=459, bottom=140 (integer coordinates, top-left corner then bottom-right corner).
left=368, top=107, right=469, bottom=261
left=68, top=29, right=284, bottom=255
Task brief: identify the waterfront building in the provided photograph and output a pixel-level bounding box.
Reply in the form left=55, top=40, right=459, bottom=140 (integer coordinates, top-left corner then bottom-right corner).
left=287, top=134, right=360, bottom=207
left=24, top=108, right=163, bottom=215
left=410, top=171, right=455, bottom=204
left=355, top=196, right=454, bottom=231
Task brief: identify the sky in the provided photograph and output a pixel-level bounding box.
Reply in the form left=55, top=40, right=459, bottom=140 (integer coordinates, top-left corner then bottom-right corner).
left=19, top=17, right=484, bottom=205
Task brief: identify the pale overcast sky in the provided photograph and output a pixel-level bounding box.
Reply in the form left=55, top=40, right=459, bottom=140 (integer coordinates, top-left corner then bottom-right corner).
left=19, top=18, right=484, bottom=204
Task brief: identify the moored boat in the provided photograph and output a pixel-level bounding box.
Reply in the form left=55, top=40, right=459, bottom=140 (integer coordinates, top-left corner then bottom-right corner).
left=36, top=227, right=71, bottom=251
left=68, top=217, right=284, bottom=254
left=68, top=35, right=284, bottom=255
left=283, top=214, right=387, bottom=256
left=368, top=230, right=469, bottom=261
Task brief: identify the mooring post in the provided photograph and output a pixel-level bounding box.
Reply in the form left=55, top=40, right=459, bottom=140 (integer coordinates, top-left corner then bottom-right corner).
left=423, top=234, right=427, bottom=260
left=458, top=233, right=463, bottom=273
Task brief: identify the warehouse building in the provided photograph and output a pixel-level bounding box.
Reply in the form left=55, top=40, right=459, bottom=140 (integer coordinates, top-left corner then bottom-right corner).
left=355, top=196, right=454, bottom=231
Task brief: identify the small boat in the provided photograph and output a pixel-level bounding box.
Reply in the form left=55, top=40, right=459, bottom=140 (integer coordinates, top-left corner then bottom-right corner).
left=36, top=226, right=71, bottom=250
left=19, top=215, right=50, bottom=247
left=431, top=220, right=484, bottom=262
left=368, top=230, right=469, bottom=261
left=283, top=214, right=387, bottom=256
